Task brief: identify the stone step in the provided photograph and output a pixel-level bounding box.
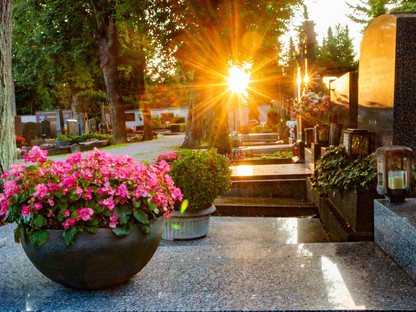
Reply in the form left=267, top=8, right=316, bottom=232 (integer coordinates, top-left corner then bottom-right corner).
left=229, top=163, right=312, bottom=198
left=214, top=196, right=317, bottom=217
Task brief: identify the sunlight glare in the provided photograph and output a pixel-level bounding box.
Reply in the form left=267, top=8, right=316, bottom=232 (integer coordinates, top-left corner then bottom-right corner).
left=228, top=64, right=251, bottom=95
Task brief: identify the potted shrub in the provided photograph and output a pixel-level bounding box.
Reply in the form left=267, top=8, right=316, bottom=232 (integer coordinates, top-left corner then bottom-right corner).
left=162, top=149, right=232, bottom=240
left=0, top=146, right=182, bottom=289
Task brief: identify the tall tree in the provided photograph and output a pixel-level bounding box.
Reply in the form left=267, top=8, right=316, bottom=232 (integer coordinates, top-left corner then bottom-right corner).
left=174, top=0, right=303, bottom=148
left=316, top=25, right=358, bottom=77
left=348, top=0, right=416, bottom=28
left=0, top=0, right=15, bottom=191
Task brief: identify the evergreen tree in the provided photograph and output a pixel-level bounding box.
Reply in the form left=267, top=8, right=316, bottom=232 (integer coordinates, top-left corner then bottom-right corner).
left=316, top=25, right=358, bottom=77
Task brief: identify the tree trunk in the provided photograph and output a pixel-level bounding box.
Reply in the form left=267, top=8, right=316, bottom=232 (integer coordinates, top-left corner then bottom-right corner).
left=0, top=0, right=16, bottom=191
left=90, top=0, right=126, bottom=144
left=182, top=68, right=203, bottom=149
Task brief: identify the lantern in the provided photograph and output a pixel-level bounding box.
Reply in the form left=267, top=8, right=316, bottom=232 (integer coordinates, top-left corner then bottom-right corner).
left=376, top=145, right=413, bottom=203
left=304, top=128, right=314, bottom=147
left=343, top=129, right=372, bottom=156
left=314, top=125, right=329, bottom=144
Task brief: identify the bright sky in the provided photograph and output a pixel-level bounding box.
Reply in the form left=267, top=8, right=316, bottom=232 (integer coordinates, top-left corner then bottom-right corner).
left=285, top=0, right=364, bottom=58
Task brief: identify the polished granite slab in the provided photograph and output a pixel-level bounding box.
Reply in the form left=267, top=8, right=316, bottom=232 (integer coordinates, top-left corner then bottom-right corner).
left=1, top=217, right=416, bottom=311
left=231, top=163, right=312, bottom=180
left=375, top=198, right=416, bottom=282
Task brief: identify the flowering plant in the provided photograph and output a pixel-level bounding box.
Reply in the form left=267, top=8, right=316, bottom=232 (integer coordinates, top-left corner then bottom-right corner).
left=0, top=146, right=182, bottom=246
left=293, top=92, right=330, bottom=124
left=156, top=151, right=182, bottom=163
left=15, top=135, right=26, bottom=145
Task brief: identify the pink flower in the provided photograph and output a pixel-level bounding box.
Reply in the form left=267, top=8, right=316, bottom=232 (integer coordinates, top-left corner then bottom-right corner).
left=34, top=203, right=42, bottom=210
left=21, top=205, right=30, bottom=217
left=47, top=198, right=54, bottom=206
left=47, top=209, right=55, bottom=217
left=76, top=208, right=94, bottom=221
left=84, top=188, right=93, bottom=200
left=63, top=209, right=70, bottom=217
left=109, top=213, right=118, bottom=228
left=33, top=183, right=48, bottom=200
left=75, top=186, right=83, bottom=198
left=100, top=196, right=115, bottom=211
left=62, top=218, right=77, bottom=229
left=24, top=146, right=48, bottom=163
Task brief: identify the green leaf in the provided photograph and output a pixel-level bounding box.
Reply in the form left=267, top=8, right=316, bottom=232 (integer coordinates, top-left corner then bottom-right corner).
left=33, top=214, right=47, bottom=228
left=133, top=200, right=141, bottom=208
left=18, top=191, right=30, bottom=204
left=111, top=223, right=132, bottom=237
left=84, top=226, right=98, bottom=233
left=69, top=190, right=79, bottom=202
left=114, top=205, right=132, bottom=215
left=12, top=194, right=19, bottom=204
left=133, top=210, right=149, bottom=224
left=58, top=200, right=68, bottom=210
left=103, top=209, right=112, bottom=217
left=55, top=189, right=64, bottom=199
left=95, top=203, right=105, bottom=213
left=14, top=224, right=23, bottom=243
left=63, top=227, right=79, bottom=246
left=147, top=198, right=158, bottom=212
left=30, top=230, right=49, bottom=247
left=87, top=217, right=99, bottom=226
left=26, top=165, right=38, bottom=173
left=139, top=223, right=150, bottom=234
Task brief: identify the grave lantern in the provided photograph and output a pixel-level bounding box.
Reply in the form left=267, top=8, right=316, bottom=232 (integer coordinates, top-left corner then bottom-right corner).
left=343, top=129, right=372, bottom=156
left=376, top=145, right=412, bottom=203
left=314, top=125, right=329, bottom=145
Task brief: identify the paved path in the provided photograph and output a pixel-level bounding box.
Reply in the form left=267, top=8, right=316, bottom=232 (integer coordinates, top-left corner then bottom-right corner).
left=49, top=134, right=185, bottom=163
left=1, top=217, right=416, bottom=311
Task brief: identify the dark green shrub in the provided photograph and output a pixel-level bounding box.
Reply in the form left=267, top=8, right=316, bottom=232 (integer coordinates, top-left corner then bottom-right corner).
left=170, top=123, right=186, bottom=132
left=209, top=124, right=232, bottom=155
left=169, top=149, right=232, bottom=212
left=67, top=133, right=112, bottom=143
left=172, top=116, right=186, bottom=123
left=267, top=107, right=280, bottom=130
left=310, top=145, right=377, bottom=193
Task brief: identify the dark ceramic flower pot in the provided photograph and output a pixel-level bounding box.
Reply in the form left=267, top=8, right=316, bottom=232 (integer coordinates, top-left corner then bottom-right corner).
left=21, top=218, right=165, bottom=290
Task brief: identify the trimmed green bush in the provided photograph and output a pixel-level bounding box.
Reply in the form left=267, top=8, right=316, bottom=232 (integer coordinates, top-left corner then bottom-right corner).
left=209, top=123, right=232, bottom=155
left=169, top=149, right=232, bottom=213
left=170, top=123, right=186, bottom=132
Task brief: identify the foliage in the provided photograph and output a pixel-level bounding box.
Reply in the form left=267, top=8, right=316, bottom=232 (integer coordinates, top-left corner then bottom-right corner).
left=316, top=25, right=358, bottom=77
left=0, top=146, right=182, bottom=246
left=67, top=133, right=112, bottom=143
left=169, top=123, right=187, bottom=133
left=168, top=149, right=231, bottom=213
left=310, top=145, right=377, bottom=193
left=252, top=124, right=274, bottom=133
left=56, top=135, right=70, bottom=141
left=347, top=0, right=416, bottom=31
left=74, top=90, right=108, bottom=119
left=267, top=108, right=280, bottom=130
left=209, top=124, right=232, bottom=155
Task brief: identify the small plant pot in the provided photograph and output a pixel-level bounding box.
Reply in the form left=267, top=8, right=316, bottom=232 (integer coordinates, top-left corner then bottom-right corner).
left=162, top=205, right=216, bottom=240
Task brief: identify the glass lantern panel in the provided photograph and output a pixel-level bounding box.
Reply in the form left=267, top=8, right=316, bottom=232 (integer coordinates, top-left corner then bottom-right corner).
left=387, top=156, right=407, bottom=189
left=377, top=158, right=384, bottom=187
left=351, top=135, right=369, bottom=154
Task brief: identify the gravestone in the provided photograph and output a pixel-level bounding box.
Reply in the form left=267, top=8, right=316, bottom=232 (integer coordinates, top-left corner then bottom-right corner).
left=41, top=119, right=51, bottom=138
left=67, top=119, right=78, bottom=136
left=15, top=116, right=23, bottom=137
left=50, top=122, right=57, bottom=138
left=88, top=119, right=97, bottom=133
left=23, top=122, right=38, bottom=145
left=358, top=12, right=416, bottom=151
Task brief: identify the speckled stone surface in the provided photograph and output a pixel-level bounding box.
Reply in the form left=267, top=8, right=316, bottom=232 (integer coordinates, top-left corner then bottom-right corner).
left=374, top=198, right=416, bottom=282
left=1, top=217, right=416, bottom=311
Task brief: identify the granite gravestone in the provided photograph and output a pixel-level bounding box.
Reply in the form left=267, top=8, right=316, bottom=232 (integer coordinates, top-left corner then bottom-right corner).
left=358, top=12, right=416, bottom=151
left=50, top=122, right=57, bottom=138
left=15, top=116, right=23, bottom=137
left=41, top=119, right=51, bottom=138
left=23, top=122, right=38, bottom=145
left=88, top=119, right=97, bottom=133
left=67, top=119, right=78, bottom=136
